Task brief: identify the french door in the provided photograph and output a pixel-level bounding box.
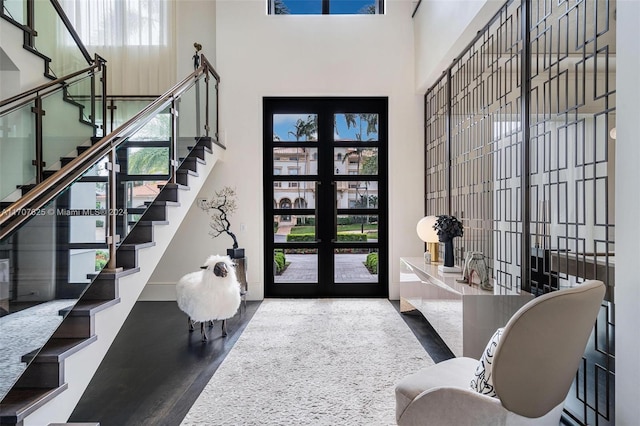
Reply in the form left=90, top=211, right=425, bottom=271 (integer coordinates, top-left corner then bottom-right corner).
left=264, top=97, right=388, bottom=297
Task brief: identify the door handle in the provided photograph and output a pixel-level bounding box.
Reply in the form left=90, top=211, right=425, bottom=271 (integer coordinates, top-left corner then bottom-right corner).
left=315, top=181, right=321, bottom=243
left=331, top=182, right=337, bottom=243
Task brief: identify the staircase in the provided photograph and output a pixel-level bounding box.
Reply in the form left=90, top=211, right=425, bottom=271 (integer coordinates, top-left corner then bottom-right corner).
left=0, top=137, right=223, bottom=425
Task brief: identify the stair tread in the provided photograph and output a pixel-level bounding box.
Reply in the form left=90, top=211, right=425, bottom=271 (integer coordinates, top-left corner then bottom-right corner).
left=0, top=385, right=68, bottom=421
left=22, top=336, right=98, bottom=364
left=129, top=220, right=170, bottom=226
left=188, top=145, right=214, bottom=154
left=88, top=267, right=140, bottom=280
left=118, top=241, right=156, bottom=250
left=144, top=200, right=180, bottom=207
left=157, top=183, right=190, bottom=191
left=176, top=169, right=198, bottom=176
left=63, top=298, right=121, bottom=316
left=180, top=156, right=206, bottom=164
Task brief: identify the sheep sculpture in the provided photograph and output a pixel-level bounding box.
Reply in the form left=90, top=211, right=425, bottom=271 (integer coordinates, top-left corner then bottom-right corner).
left=176, top=255, right=242, bottom=341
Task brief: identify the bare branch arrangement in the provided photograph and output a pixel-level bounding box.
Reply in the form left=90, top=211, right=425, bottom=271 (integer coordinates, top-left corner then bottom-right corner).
left=199, top=186, right=239, bottom=249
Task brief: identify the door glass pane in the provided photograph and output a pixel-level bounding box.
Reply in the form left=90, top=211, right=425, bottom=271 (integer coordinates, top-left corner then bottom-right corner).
left=272, top=114, right=318, bottom=141
left=334, top=113, right=378, bottom=141
left=334, top=147, right=378, bottom=176
left=274, top=249, right=318, bottom=283
left=337, top=215, right=378, bottom=242
left=274, top=147, right=318, bottom=175
left=335, top=181, right=378, bottom=209
left=334, top=248, right=378, bottom=283
left=274, top=181, right=316, bottom=212
left=274, top=215, right=316, bottom=242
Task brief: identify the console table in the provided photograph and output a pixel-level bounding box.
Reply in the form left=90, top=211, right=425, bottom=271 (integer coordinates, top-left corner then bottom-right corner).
left=400, top=257, right=533, bottom=359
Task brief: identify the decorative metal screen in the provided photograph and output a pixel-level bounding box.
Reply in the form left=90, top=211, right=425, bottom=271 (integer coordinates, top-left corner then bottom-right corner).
left=527, top=0, right=615, bottom=423
left=449, top=1, right=523, bottom=292
left=422, top=0, right=615, bottom=423
left=424, top=76, right=448, bottom=216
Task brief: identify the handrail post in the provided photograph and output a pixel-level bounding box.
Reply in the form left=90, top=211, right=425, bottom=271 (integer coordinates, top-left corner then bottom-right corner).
left=90, top=72, right=96, bottom=137
left=31, top=96, right=45, bottom=183
left=215, top=79, right=220, bottom=142
left=25, top=0, right=35, bottom=48
left=104, top=147, right=122, bottom=272
left=101, top=56, right=108, bottom=136
left=205, top=70, right=210, bottom=137
left=170, top=98, right=178, bottom=184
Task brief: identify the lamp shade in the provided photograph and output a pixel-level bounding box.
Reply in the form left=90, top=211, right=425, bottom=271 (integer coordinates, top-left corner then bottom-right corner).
left=416, top=216, right=438, bottom=243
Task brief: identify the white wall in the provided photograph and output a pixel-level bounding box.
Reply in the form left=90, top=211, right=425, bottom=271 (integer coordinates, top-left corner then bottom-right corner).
left=615, top=0, right=640, bottom=423
left=175, top=0, right=217, bottom=77
left=148, top=0, right=424, bottom=300
left=0, top=20, right=50, bottom=98
left=413, top=0, right=503, bottom=92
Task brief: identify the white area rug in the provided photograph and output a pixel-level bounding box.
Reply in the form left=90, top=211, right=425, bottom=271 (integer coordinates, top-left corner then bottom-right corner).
left=181, top=299, right=433, bottom=426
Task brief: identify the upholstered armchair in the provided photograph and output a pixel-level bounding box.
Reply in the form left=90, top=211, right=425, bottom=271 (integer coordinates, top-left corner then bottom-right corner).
left=395, top=280, right=606, bottom=426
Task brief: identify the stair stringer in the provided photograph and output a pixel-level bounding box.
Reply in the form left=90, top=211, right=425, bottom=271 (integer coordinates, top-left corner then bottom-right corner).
left=19, top=143, right=225, bottom=426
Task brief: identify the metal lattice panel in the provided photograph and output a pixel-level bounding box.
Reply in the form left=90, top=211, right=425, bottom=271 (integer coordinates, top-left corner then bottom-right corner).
left=422, top=0, right=615, bottom=423
left=449, top=1, right=523, bottom=292
left=424, top=76, right=448, bottom=216
left=528, top=0, right=615, bottom=423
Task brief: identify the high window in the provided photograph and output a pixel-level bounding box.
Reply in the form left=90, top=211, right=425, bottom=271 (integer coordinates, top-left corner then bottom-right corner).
left=269, top=0, right=383, bottom=15
left=63, top=0, right=169, bottom=46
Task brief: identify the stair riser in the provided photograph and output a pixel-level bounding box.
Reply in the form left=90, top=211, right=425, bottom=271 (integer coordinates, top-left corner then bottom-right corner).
left=200, top=137, right=213, bottom=150
left=81, top=279, right=118, bottom=300
left=14, top=364, right=64, bottom=389
left=179, top=158, right=199, bottom=172
left=189, top=146, right=206, bottom=161
left=155, top=187, right=180, bottom=203
left=139, top=206, right=168, bottom=222
left=124, top=226, right=153, bottom=244
left=116, top=251, right=138, bottom=270
left=176, top=173, right=189, bottom=186
left=52, top=317, right=93, bottom=339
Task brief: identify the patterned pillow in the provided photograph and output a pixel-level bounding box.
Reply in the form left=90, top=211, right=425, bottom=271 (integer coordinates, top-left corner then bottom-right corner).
left=470, top=327, right=504, bottom=397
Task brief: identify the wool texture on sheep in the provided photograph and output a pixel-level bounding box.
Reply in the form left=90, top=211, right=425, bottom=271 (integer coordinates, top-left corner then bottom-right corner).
left=176, top=254, right=242, bottom=323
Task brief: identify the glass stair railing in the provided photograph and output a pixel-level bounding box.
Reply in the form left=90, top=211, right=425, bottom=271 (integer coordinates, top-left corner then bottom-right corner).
left=0, top=60, right=106, bottom=202
left=2, top=0, right=94, bottom=80
left=0, top=55, right=221, bottom=419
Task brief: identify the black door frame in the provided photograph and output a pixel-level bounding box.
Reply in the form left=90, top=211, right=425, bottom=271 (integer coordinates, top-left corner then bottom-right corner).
left=263, top=97, right=388, bottom=298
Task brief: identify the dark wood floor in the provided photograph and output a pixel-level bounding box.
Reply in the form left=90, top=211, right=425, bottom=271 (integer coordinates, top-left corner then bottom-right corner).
left=69, top=299, right=453, bottom=425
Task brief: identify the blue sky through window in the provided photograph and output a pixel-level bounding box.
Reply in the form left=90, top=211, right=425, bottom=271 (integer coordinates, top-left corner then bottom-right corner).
left=279, top=0, right=376, bottom=14
left=273, top=114, right=378, bottom=141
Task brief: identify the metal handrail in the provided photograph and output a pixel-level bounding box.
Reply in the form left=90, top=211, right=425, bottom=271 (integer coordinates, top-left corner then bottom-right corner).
left=0, top=59, right=103, bottom=112
left=0, top=55, right=220, bottom=240
left=50, top=0, right=93, bottom=64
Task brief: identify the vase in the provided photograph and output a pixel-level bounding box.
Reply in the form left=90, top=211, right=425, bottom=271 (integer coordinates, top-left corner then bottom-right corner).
left=443, top=239, right=455, bottom=267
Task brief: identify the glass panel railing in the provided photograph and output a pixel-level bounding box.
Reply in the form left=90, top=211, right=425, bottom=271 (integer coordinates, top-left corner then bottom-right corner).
left=0, top=72, right=99, bottom=203
left=207, top=74, right=218, bottom=143
left=0, top=149, right=110, bottom=401
left=176, top=81, right=206, bottom=163
left=0, top=103, right=36, bottom=201
left=2, top=0, right=26, bottom=24
left=42, top=80, right=95, bottom=168
left=0, top=62, right=218, bottom=403
left=104, top=98, right=156, bottom=135
left=32, top=0, right=89, bottom=77
left=64, top=75, right=94, bottom=125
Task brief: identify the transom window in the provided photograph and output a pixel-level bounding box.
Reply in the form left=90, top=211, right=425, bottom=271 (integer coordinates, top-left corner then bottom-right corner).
left=269, top=0, right=383, bottom=15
